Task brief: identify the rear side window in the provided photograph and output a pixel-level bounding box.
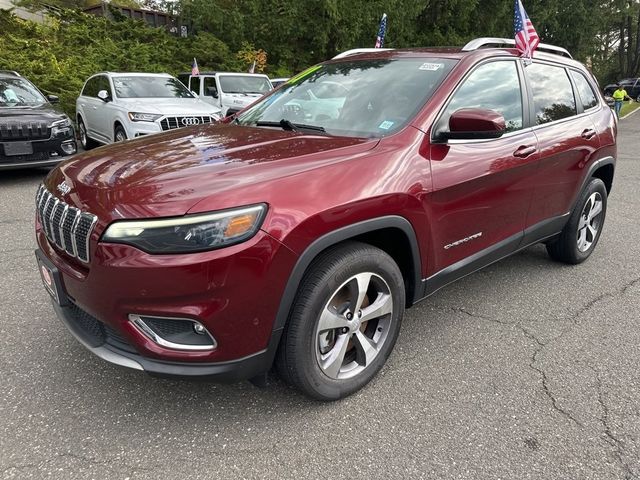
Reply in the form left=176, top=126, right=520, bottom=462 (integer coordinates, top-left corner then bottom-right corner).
left=435, top=60, right=523, bottom=134
left=527, top=63, right=576, bottom=124
left=570, top=71, right=598, bottom=110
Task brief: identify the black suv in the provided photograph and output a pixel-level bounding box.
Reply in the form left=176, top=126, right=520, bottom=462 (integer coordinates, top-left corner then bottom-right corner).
left=0, top=71, right=77, bottom=170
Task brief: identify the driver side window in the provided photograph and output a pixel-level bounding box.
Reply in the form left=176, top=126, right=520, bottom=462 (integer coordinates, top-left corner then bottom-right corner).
left=436, top=61, right=523, bottom=135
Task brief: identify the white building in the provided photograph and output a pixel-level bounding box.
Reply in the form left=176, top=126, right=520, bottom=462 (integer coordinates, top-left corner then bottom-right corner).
left=0, top=0, right=47, bottom=23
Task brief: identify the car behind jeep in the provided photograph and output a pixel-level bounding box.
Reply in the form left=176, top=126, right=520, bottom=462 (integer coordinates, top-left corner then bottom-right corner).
left=1, top=71, right=76, bottom=170
left=35, top=38, right=615, bottom=400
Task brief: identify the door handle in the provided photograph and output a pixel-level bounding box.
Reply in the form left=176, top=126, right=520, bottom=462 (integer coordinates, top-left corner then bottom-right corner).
left=513, top=145, right=537, bottom=158
left=582, top=128, right=597, bottom=140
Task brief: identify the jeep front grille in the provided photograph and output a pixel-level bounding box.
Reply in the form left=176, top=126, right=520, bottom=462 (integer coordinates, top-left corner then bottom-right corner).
left=0, top=121, right=50, bottom=141
left=159, top=115, right=214, bottom=131
left=35, top=185, right=97, bottom=263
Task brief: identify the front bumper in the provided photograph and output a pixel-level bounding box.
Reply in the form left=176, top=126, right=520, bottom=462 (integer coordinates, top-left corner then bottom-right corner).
left=35, top=217, right=297, bottom=379
left=0, top=134, right=76, bottom=170
left=51, top=297, right=277, bottom=380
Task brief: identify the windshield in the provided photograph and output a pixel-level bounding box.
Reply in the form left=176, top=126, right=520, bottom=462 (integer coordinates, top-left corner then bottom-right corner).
left=112, top=76, right=194, bottom=99
left=219, top=75, right=272, bottom=94
left=0, top=78, right=47, bottom=107
left=235, top=58, right=456, bottom=137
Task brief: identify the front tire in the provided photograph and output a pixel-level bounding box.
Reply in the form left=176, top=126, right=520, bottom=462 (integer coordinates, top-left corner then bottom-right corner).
left=546, top=177, right=607, bottom=264
left=114, top=125, right=127, bottom=143
left=276, top=242, right=405, bottom=401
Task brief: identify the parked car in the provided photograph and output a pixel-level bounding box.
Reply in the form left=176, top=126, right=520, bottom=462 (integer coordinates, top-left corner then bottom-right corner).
left=270, top=77, right=290, bottom=88
left=0, top=70, right=76, bottom=170
left=36, top=38, right=615, bottom=401
left=603, top=77, right=640, bottom=101
left=76, top=72, right=222, bottom=149
left=178, top=72, right=273, bottom=117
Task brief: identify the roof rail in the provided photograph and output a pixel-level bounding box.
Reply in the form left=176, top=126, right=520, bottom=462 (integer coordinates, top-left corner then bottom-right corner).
left=462, top=37, right=572, bottom=59
left=332, top=48, right=393, bottom=59
left=0, top=70, right=21, bottom=77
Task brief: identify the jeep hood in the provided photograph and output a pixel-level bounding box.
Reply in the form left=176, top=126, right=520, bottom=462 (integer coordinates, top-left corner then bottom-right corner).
left=45, top=124, right=377, bottom=222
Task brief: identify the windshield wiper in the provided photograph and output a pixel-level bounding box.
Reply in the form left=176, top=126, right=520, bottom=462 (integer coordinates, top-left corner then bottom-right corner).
left=255, top=119, right=326, bottom=133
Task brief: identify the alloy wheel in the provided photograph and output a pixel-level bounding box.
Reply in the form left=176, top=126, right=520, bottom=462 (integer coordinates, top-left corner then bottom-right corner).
left=314, top=272, right=393, bottom=380
left=577, top=192, right=603, bottom=252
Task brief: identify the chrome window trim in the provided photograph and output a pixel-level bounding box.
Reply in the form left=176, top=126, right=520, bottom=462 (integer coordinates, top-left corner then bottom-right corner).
left=128, top=314, right=217, bottom=352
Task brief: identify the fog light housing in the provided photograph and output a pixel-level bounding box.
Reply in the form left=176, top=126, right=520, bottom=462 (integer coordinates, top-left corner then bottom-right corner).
left=61, top=140, right=77, bottom=155
left=128, top=314, right=217, bottom=351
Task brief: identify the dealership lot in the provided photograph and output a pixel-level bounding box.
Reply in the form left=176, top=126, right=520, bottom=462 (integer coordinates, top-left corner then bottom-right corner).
left=1, top=119, right=639, bottom=479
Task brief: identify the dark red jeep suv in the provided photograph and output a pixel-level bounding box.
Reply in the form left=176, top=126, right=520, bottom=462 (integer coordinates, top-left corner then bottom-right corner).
left=35, top=38, right=616, bottom=400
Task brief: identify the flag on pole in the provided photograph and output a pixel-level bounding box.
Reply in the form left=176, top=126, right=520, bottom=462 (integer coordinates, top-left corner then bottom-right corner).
left=514, top=0, right=540, bottom=64
left=374, top=13, right=387, bottom=48
left=248, top=60, right=256, bottom=74
left=191, top=58, right=200, bottom=76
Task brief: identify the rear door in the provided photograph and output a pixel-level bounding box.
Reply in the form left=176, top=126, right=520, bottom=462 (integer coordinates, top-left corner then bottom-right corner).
left=524, top=62, right=601, bottom=229
left=428, top=59, right=539, bottom=273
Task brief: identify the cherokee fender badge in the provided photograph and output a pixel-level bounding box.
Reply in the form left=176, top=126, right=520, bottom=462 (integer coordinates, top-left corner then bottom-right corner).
left=444, top=232, right=483, bottom=250
left=57, top=181, right=71, bottom=195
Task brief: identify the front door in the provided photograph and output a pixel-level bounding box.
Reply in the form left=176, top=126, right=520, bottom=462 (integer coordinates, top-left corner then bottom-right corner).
left=428, top=59, right=539, bottom=275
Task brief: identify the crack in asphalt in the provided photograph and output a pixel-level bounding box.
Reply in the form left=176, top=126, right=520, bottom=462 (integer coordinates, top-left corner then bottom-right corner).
left=591, top=366, right=637, bottom=480
left=435, top=304, right=584, bottom=427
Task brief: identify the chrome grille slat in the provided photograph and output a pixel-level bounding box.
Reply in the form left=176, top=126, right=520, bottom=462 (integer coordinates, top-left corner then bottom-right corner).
left=159, top=115, right=213, bottom=131
left=36, top=185, right=97, bottom=263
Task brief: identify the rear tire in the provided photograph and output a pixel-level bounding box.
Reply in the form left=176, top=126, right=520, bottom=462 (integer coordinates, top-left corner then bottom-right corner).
left=546, top=177, right=607, bottom=264
left=275, top=242, right=405, bottom=401
left=78, top=117, right=98, bottom=150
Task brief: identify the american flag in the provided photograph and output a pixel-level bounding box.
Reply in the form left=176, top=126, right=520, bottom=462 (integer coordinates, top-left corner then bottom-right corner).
left=375, top=13, right=387, bottom=48
left=514, top=0, right=540, bottom=63
left=192, top=58, right=199, bottom=76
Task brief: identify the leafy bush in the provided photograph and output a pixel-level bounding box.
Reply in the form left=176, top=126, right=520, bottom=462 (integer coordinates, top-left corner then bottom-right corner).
left=0, top=8, right=237, bottom=117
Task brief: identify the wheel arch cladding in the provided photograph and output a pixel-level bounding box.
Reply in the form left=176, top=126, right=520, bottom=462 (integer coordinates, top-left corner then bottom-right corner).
left=592, top=162, right=614, bottom=194
left=272, top=216, right=422, bottom=334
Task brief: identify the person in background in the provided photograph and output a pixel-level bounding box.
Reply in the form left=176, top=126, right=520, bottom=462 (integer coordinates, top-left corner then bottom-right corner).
left=613, top=84, right=632, bottom=118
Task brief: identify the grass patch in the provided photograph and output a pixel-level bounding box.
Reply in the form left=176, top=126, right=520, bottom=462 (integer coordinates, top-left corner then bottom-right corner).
left=619, top=101, right=640, bottom=117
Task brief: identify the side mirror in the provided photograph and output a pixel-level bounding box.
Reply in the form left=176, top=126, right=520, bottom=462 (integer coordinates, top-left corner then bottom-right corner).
left=191, top=90, right=199, bottom=97
left=97, top=90, right=111, bottom=102
left=47, top=94, right=59, bottom=104
left=438, top=108, right=506, bottom=141
left=212, top=90, right=219, bottom=99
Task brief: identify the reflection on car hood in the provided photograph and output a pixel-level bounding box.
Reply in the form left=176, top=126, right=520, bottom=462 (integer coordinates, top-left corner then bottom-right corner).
left=45, top=123, right=378, bottom=222
left=115, top=97, right=221, bottom=115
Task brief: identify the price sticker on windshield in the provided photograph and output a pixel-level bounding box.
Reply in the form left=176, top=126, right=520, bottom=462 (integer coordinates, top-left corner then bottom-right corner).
left=419, top=63, right=444, bottom=71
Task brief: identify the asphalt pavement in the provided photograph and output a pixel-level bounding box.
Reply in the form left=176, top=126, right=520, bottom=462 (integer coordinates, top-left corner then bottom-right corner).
left=1, top=117, right=639, bottom=480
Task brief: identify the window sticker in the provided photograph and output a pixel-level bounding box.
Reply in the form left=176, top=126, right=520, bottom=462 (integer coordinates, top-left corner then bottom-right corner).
left=419, top=63, right=443, bottom=71
left=378, top=120, right=394, bottom=130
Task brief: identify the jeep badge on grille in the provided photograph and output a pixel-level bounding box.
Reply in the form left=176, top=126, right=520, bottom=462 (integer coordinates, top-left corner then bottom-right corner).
left=57, top=181, right=71, bottom=195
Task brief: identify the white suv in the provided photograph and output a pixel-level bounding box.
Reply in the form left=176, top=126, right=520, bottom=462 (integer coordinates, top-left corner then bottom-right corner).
left=177, top=72, right=273, bottom=117
left=76, top=72, right=222, bottom=149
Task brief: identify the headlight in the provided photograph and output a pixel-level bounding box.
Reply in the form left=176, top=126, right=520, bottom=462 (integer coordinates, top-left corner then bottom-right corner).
left=101, top=204, right=267, bottom=253
left=51, top=117, right=73, bottom=136
left=128, top=112, right=162, bottom=122
left=211, top=113, right=221, bottom=121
